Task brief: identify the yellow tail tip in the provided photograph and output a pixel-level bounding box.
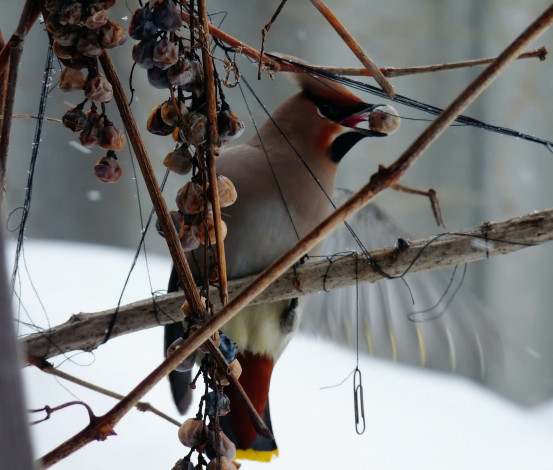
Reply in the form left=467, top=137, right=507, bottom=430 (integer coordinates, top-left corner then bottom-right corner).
left=235, top=448, right=279, bottom=463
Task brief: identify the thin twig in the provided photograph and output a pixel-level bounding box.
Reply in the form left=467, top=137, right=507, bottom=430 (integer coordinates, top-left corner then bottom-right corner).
left=181, top=10, right=282, bottom=72
left=0, top=0, right=37, bottom=204
left=0, top=30, right=7, bottom=131
left=0, top=114, right=62, bottom=123
left=309, top=0, right=395, bottom=98
left=198, top=0, right=229, bottom=305
left=312, top=46, right=549, bottom=77
left=180, top=11, right=547, bottom=78
left=0, top=1, right=40, bottom=75
left=27, top=357, right=181, bottom=427
left=22, top=206, right=553, bottom=360
left=29, top=401, right=95, bottom=426
left=258, top=0, right=288, bottom=79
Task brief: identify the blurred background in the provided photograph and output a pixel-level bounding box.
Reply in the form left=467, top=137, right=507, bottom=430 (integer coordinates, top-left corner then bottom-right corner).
left=2, top=0, right=553, bottom=468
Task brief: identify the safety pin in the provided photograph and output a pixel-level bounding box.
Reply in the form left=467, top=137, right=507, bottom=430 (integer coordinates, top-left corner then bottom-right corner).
left=353, top=367, right=365, bottom=435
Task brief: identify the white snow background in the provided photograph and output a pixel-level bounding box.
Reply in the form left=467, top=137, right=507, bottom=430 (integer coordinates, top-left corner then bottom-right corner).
left=12, top=240, right=553, bottom=470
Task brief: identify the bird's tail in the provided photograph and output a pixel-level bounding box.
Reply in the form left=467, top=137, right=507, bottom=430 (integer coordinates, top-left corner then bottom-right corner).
left=220, top=351, right=278, bottom=462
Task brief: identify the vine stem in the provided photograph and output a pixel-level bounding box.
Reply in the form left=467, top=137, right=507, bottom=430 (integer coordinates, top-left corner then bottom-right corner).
left=198, top=0, right=229, bottom=305
left=0, top=0, right=38, bottom=203
left=180, top=10, right=546, bottom=77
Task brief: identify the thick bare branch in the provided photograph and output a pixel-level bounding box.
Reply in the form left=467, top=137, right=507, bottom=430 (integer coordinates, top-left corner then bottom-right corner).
left=22, top=207, right=553, bottom=361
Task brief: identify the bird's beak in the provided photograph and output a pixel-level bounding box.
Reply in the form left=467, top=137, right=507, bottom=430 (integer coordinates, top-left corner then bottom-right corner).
left=338, top=103, right=400, bottom=137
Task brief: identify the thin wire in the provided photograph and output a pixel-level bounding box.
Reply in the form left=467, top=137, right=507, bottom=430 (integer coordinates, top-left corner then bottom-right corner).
left=11, top=44, right=54, bottom=289
left=268, top=54, right=553, bottom=149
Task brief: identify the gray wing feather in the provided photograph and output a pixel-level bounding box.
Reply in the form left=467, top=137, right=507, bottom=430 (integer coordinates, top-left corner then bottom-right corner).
left=301, top=189, right=551, bottom=405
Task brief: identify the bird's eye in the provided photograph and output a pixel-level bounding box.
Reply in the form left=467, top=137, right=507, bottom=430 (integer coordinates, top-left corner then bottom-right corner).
left=316, top=104, right=334, bottom=120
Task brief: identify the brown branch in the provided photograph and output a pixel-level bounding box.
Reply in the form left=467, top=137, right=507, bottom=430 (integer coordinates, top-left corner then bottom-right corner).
left=28, top=357, right=181, bottom=427
left=198, top=0, right=228, bottom=305
left=0, top=114, right=62, bottom=123
left=181, top=10, right=282, bottom=73
left=22, top=206, right=553, bottom=360
left=0, top=1, right=40, bottom=75
left=179, top=10, right=547, bottom=79
left=309, top=0, right=395, bottom=98
left=258, top=0, right=288, bottom=79
left=0, top=0, right=37, bottom=204
left=314, top=46, right=548, bottom=77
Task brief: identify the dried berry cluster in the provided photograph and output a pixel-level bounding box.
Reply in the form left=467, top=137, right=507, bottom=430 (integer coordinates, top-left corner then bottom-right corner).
left=44, top=0, right=128, bottom=183
left=130, top=1, right=244, bottom=253
left=168, top=329, right=242, bottom=470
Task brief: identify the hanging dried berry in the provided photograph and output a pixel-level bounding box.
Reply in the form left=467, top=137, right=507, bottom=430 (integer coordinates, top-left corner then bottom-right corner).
left=98, top=118, right=126, bottom=151
left=147, top=105, right=175, bottom=135
left=59, top=67, right=85, bottom=92
left=94, top=152, right=122, bottom=183
left=152, top=0, right=183, bottom=32
left=163, top=145, right=194, bottom=175
left=176, top=182, right=205, bottom=215
left=153, top=37, right=179, bottom=70
left=218, top=105, right=245, bottom=142
left=62, top=103, right=87, bottom=132
left=216, top=174, right=237, bottom=208
left=129, top=5, right=158, bottom=41
left=84, top=73, right=113, bottom=102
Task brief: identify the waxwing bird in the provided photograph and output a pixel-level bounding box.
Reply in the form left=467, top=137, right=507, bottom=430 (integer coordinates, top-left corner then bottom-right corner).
left=166, top=70, right=551, bottom=462
left=165, top=71, right=401, bottom=460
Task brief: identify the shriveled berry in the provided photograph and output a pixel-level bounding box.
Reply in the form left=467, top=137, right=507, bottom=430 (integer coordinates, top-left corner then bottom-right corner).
left=206, top=457, right=237, bottom=470
left=147, top=105, right=174, bottom=135
left=62, top=105, right=87, bottom=132
left=84, top=7, right=109, bottom=29
left=98, top=21, right=128, bottom=49
left=368, top=104, right=400, bottom=135
left=204, top=392, right=230, bottom=418
left=161, top=99, right=187, bottom=126
left=155, top=210, right=184, bottom=238
left=176, top=182, right=204, bottom=215
left=132, top=39, right=156, bottom=69
left=59, top=67, right=85, bottom=92
left=53, top=25, right=80, bottom=47
left=218, top=107, right=245, bottom=142
left=152, top=37, right=178, bottom=70
left=168, top=58, right=203, bottom=90
left=147, top=66, right=171, bottom=89
left=198, top=210, right=227, bottom=245
left=207, top=431, right=236, bottom=461
left=177, top=418, right=205, bottom=448
left=98, top=121, right=126, bottom=151
left=59, top=2, right=82, bottom=26
left=163, top=146, right=193, bottom=175
left=77, top=29, right=103, bottom=57
left=84, top=73, right=113, bottom=102
left=216, top=174, right=237, bottom=208
left=129, top=5, right=158, bottom=41
left=218, top=334, right=237, bottom=363
left=94, top=154, right=122, bottom=183
left=152, top=0, right=182, bottom=31
left=177, top=112, right=207, bottom=146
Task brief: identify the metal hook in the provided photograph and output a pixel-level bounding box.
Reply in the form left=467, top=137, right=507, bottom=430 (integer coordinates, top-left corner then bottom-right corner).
left=353, top=367, right=365, bottom=435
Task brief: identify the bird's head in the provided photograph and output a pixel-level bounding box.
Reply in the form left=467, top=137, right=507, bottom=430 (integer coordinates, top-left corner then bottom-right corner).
left=292, top=71, right=400, bottom=163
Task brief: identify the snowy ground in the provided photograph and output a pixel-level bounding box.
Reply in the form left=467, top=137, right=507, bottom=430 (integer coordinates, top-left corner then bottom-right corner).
left=12, top=241, right=553, bottom=469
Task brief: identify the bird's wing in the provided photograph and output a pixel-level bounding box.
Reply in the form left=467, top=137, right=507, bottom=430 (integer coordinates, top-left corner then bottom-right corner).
left=300, top=188, right=552, bottom=405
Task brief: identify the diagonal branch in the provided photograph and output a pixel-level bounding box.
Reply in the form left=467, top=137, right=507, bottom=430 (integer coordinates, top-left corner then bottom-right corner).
left=309, top=0, right=395, bottom=98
